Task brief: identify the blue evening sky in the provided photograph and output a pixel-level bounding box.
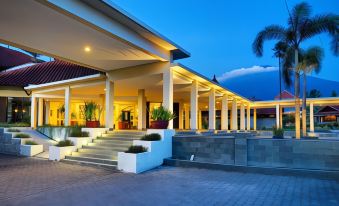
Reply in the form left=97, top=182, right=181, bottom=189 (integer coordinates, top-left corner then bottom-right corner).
left=113, top=0, right=339, bottom=82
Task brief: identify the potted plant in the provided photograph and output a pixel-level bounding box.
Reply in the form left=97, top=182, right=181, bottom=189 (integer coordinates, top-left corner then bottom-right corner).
left=83, top=101, right=101, bottom=128
left=70, top=112, right=77, bottom=126
left=118, top=145, right=149, bottom=173
left=272, top=126, right=284, bottom=139
left=150, top=106, right=175, bottom=129
left=117, top=112, right=130, bottom=130
left=49, top=140, right=76, bottom=161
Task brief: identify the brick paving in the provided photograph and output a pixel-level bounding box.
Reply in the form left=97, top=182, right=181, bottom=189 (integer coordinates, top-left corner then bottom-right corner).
left=0, top=155, right=338, bottom=206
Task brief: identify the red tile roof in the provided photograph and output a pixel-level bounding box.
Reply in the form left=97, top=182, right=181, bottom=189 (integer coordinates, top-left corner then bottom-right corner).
left=274, top=90, right=295, bottom=100
left=0, top=46, right=33, bottom=70
left=0, top=60, right=100, bottom=87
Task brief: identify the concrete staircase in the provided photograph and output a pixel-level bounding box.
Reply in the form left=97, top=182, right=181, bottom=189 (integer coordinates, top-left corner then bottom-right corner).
left=63, top=130, right=145, bottom=169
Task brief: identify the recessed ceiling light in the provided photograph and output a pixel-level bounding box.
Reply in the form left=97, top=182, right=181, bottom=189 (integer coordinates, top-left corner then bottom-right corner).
left=84, top=46, right=91, bottom=52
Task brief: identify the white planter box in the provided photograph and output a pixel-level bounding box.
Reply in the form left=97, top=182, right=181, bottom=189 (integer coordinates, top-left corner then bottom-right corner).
left=12, top=137, right=32, bottom=145
left=49, top=146, right=76, bottom=161
left=117, top=129, right=175, bottom=173
left=67, top=137, right=90, bottom=149
left=20, top=144, right=43, bottom=156
left=118, top=152, right=151, bottom=173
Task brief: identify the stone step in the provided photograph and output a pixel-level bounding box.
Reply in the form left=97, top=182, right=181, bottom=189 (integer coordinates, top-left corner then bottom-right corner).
left=79, top=146, right=128, bottom=154
left=98, top=137, right=141, bottom=141
left=65, top=155, right=117, bottom=165
left=61, top=159, right=117, bottom=170
left=92, top=139, right=133, bottom=145
left=71, top=151, right=117, bottom=160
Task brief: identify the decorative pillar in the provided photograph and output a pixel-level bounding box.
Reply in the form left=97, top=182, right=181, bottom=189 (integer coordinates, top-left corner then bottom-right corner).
left=45, top=101, right=50, bottom=125
left=178, top=101, right=184, bottom=129
left=198, top=110, right=202, bottom=129
left=208, top=88, right=216, bottom=130
left=30, top=95, right=37, bottom=128
left=276, top=104, right=280, bottom=128
left=38, top=98, right=44, bottom=126
left=279, top=106, right=283, bottom=128
left=310, top=102, right=314, bottom=132
left=221, top=94, right=228, bottom=130
left=184, top=104, right=190, bottom=129
left=64, top=86, right=71, bottom=126
left=163, top=67, right=173, bottom=129
left=253, top=108, right=257, bottom=131
left=190, top=80, right=198, bottom=130
left=105, top=79, right=114, bottom=128
left=240, top=103, right=245, bottom=131
left=231, top=98, right=237, bottom=131
left=246, top=104, right=250, bottom=131
left=138, top=89, right=146, bottom=130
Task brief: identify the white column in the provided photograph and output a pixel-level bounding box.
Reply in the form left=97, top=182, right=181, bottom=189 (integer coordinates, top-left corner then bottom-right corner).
left=198, top=109, right=202, bottom=129
left=138, top=89, right=146, bottom=130
left=221, top=94, right=228, bottom=130
left=105, top=79, right=114, bottom=128
left=208, top=88, right=216, bottom=130
left=184, top=104, right=190, bottom=129
left=179, top=101, right=184, bottom=129
left=310, top=103, right=314, bottom=132
left=30, top=95, right=37, bottom=128
left=276, top=104, right=280, bottom=128
left=100, top=94, right=105, bottom=125
left=64, top=86, right=71, bottom=126
left=45, top=101, right=50, bottom=125
left=38, top=98, right=44, bottom=126
left=190, top=80, right=198, bottom=130
left=246, top=105, right=250, bottom=131
left=253, top=108, right=257, bottom=131
left=231, top=98, right=238, bottom=131
left=163, top=67, right=173, bottom=129
left=240, top=103, right=245, bottom=131
left=279, top=106, right=283, bottom=128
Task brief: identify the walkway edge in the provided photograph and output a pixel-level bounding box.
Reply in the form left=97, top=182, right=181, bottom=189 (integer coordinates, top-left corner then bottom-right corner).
left=164, top=158, right=339, bottom=180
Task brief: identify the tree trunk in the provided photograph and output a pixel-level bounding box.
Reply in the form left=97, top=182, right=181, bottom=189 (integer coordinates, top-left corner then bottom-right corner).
left=302, top=72, right=307, bottom=137
left=294, top=49, right=301, bottom=139
left=279, top=57, right=282, bottom=100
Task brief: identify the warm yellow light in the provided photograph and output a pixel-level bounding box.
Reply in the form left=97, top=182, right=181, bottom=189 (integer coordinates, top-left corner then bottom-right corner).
left=84, top=46, right=91, bottom=52
left=22, top=109, right=26, bottom=113
left=14, top=109, right=18, bottom=113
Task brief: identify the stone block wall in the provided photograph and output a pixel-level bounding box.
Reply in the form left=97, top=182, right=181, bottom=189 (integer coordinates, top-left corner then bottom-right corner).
left=173, top=134, right=339, bottom=171
left=247, top=138, right=339, bottom=170
left=173, top=136, right=235, bottom=165
left=0, top=128, right=20, bottom=155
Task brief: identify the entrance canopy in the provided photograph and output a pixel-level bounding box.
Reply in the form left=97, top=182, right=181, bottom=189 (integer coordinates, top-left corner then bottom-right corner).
left=0, top=0, right=189, bottom=71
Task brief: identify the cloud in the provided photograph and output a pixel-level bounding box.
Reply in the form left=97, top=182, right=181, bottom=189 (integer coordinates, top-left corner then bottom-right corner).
left=217, top=65, right=278, bottom=82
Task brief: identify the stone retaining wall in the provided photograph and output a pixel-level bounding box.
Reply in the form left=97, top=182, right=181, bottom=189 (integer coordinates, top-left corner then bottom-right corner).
left=173, top=135, right=339, bottom=171
left=0, top=128, right=20, bottom=155
left=173, top=136, right=235, bottom=165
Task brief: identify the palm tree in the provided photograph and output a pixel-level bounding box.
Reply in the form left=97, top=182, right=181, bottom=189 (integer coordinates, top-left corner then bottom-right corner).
left=273, top=41, right=288, bottom=99
left=252, top=2, right=338, bottom=138
left=297, top=46, right=324, bottom=136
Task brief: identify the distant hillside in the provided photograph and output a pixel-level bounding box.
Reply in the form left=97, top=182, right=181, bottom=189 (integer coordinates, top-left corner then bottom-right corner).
left=220, top=71, right=339, bottom=100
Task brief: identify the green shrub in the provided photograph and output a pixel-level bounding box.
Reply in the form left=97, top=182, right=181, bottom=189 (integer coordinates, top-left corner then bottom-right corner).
left=151, top=106, right=176, bottom=121
left=125, top=145, right=147, bottom=153
left=273, top=126, right=284, bottom=139
left=14, top=133, right=31, bottom=139
left=141, top=133, right=161, bottom=141
left=0, top=122, right=30, bottom=128
left=56, top=140, right=74, bottom=147
left=25, top=140, right=38, bottom=145
left=7, top=128, right=20, bottom=132
left=69, top=129, right=89, bottom=137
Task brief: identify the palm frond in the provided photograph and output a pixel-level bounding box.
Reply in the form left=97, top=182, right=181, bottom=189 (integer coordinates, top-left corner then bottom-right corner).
left=252, top=25, right=286, bottom=57
left=300, top=14, right=339, bottom=54
left=302, top=46, right=324, bottom=74
left=281, top=47, right=295, bottom=87
left=288, top=2, right=312, bottom=32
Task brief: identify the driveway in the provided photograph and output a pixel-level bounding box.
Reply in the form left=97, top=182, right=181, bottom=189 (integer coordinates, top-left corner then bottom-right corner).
left=1, top=155, right=338, bottom=206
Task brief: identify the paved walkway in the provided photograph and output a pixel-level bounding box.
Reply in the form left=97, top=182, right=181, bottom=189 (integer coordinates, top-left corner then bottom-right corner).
left=1, top=155, right=338, bottom=206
